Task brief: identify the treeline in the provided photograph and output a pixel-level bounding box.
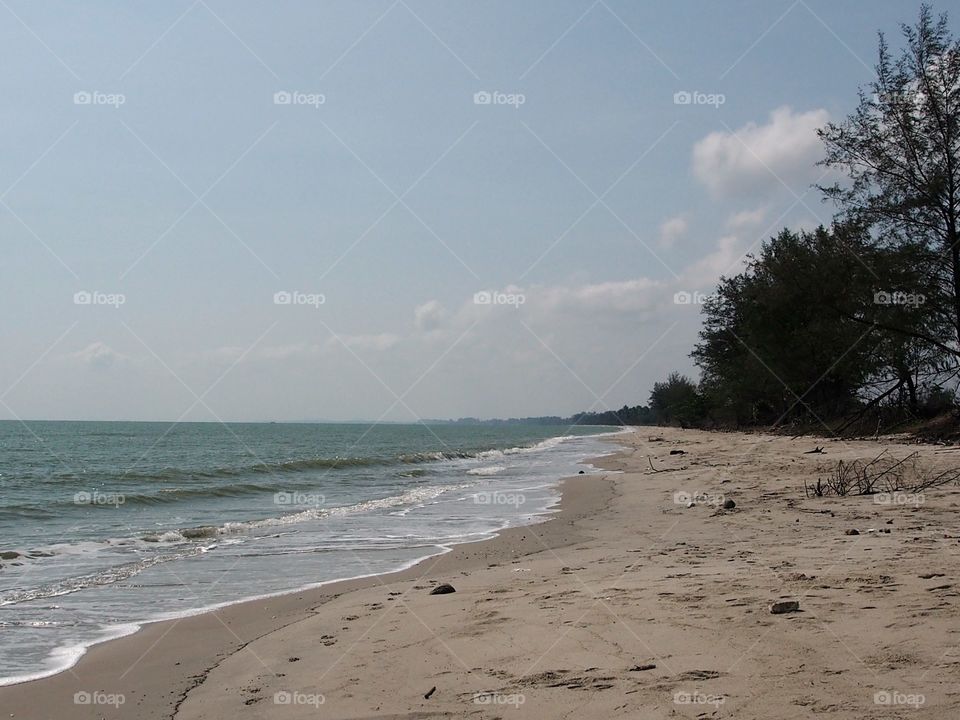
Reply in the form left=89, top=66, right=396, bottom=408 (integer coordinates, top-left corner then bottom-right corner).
left=443, top=405, right=655, bottom=427
left=650, top=6, right=960, bottom=435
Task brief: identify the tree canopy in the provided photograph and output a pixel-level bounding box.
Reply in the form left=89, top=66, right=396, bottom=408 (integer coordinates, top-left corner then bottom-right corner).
left=648, top=6, right=960, bottom=434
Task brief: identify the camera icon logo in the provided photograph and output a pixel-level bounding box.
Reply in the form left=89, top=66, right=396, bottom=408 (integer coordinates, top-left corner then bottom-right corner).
left=673, top=90, right=692, bottom=105
left=273, top=91, right=292, bottom=105
left=874, top=691, right=892, bottom=705
left=473, top=91, right=492, bottom=105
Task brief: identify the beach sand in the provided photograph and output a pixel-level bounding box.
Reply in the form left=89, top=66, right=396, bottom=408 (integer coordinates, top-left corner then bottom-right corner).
left=4, top=427, right=960, bottom=718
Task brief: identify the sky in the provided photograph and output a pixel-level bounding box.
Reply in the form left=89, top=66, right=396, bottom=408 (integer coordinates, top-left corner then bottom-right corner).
left=0, top=0, right=952, bottom=422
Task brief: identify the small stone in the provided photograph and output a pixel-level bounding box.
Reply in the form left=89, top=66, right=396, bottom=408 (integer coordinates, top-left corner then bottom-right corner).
left=722, top=499, right=736, bottom=509
left=429, top=583, right=456, bottom=595
left=769, top=600, right=800, bottom=614
left=845, top=529, right=860, bottom=536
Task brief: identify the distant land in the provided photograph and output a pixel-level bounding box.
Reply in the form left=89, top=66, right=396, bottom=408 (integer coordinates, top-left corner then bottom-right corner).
left=427, top=405, right=653, bottom=427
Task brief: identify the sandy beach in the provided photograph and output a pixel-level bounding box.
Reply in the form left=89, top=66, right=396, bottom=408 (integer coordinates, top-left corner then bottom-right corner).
left=4, top=427, right=960, bottom=719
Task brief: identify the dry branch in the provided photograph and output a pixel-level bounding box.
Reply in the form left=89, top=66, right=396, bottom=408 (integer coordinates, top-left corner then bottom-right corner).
left=805, top=451, right=960, bottom=498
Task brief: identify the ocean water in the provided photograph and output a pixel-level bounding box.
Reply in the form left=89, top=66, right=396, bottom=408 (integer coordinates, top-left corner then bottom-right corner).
left=0, top=421, right=617, bottom=685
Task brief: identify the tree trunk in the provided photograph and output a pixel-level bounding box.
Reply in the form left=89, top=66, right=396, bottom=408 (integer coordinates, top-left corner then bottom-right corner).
left=905, top=369, right=918, bottom=415
left=951, top=219, right=960, bottom=348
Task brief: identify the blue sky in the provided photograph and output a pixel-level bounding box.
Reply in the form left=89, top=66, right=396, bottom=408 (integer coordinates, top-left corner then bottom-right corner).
left=0, top=0, right=950, bottom=421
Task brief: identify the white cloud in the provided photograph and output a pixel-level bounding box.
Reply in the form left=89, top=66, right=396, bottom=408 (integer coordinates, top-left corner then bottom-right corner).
left=259, top=344, right=315, bottom=361
left=209, top=346, right=245, bottom=362
left=692, top=106, right=829, bottom=197
left=414, top=300, right=446, bottom=331
left=47, top=231, right=751, bottom=422
left=658, top=215, right=688, bottom=248
left=726, top=207, right=767, bottom=230
left=70, top=342, right=126, bottom=369
left=547, top=278, right=663, bottom=314
left=684, top=234, right=748, bottom=287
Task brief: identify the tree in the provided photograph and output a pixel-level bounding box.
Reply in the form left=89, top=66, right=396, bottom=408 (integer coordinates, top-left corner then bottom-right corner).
left=692, top=227, right=876, bottom=427
left=818, top=5, right=960, bottom=355
left=649, top=372, right=702, bottom=426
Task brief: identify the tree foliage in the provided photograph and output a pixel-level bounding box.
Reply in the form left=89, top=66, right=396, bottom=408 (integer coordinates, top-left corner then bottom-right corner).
left=818, top=4, right=960, bottom=350
left=642, top=7, right=960, bottom=434
left=649, top=372, right=702, bottom=426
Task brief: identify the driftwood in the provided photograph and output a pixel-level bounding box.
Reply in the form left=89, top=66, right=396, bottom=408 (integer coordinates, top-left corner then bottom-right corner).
left=644, top=456, right=682, bottom=474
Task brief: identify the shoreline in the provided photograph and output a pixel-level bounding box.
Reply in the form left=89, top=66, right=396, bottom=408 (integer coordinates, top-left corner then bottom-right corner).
left=8, top=427, right=960, bottom=719
left=0, top=428, right=623, bottom=688
left=0, top=434, right=625, bottom=719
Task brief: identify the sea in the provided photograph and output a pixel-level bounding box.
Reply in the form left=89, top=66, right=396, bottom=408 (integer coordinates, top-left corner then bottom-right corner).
left=0, top=420, right=619, bottom=685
